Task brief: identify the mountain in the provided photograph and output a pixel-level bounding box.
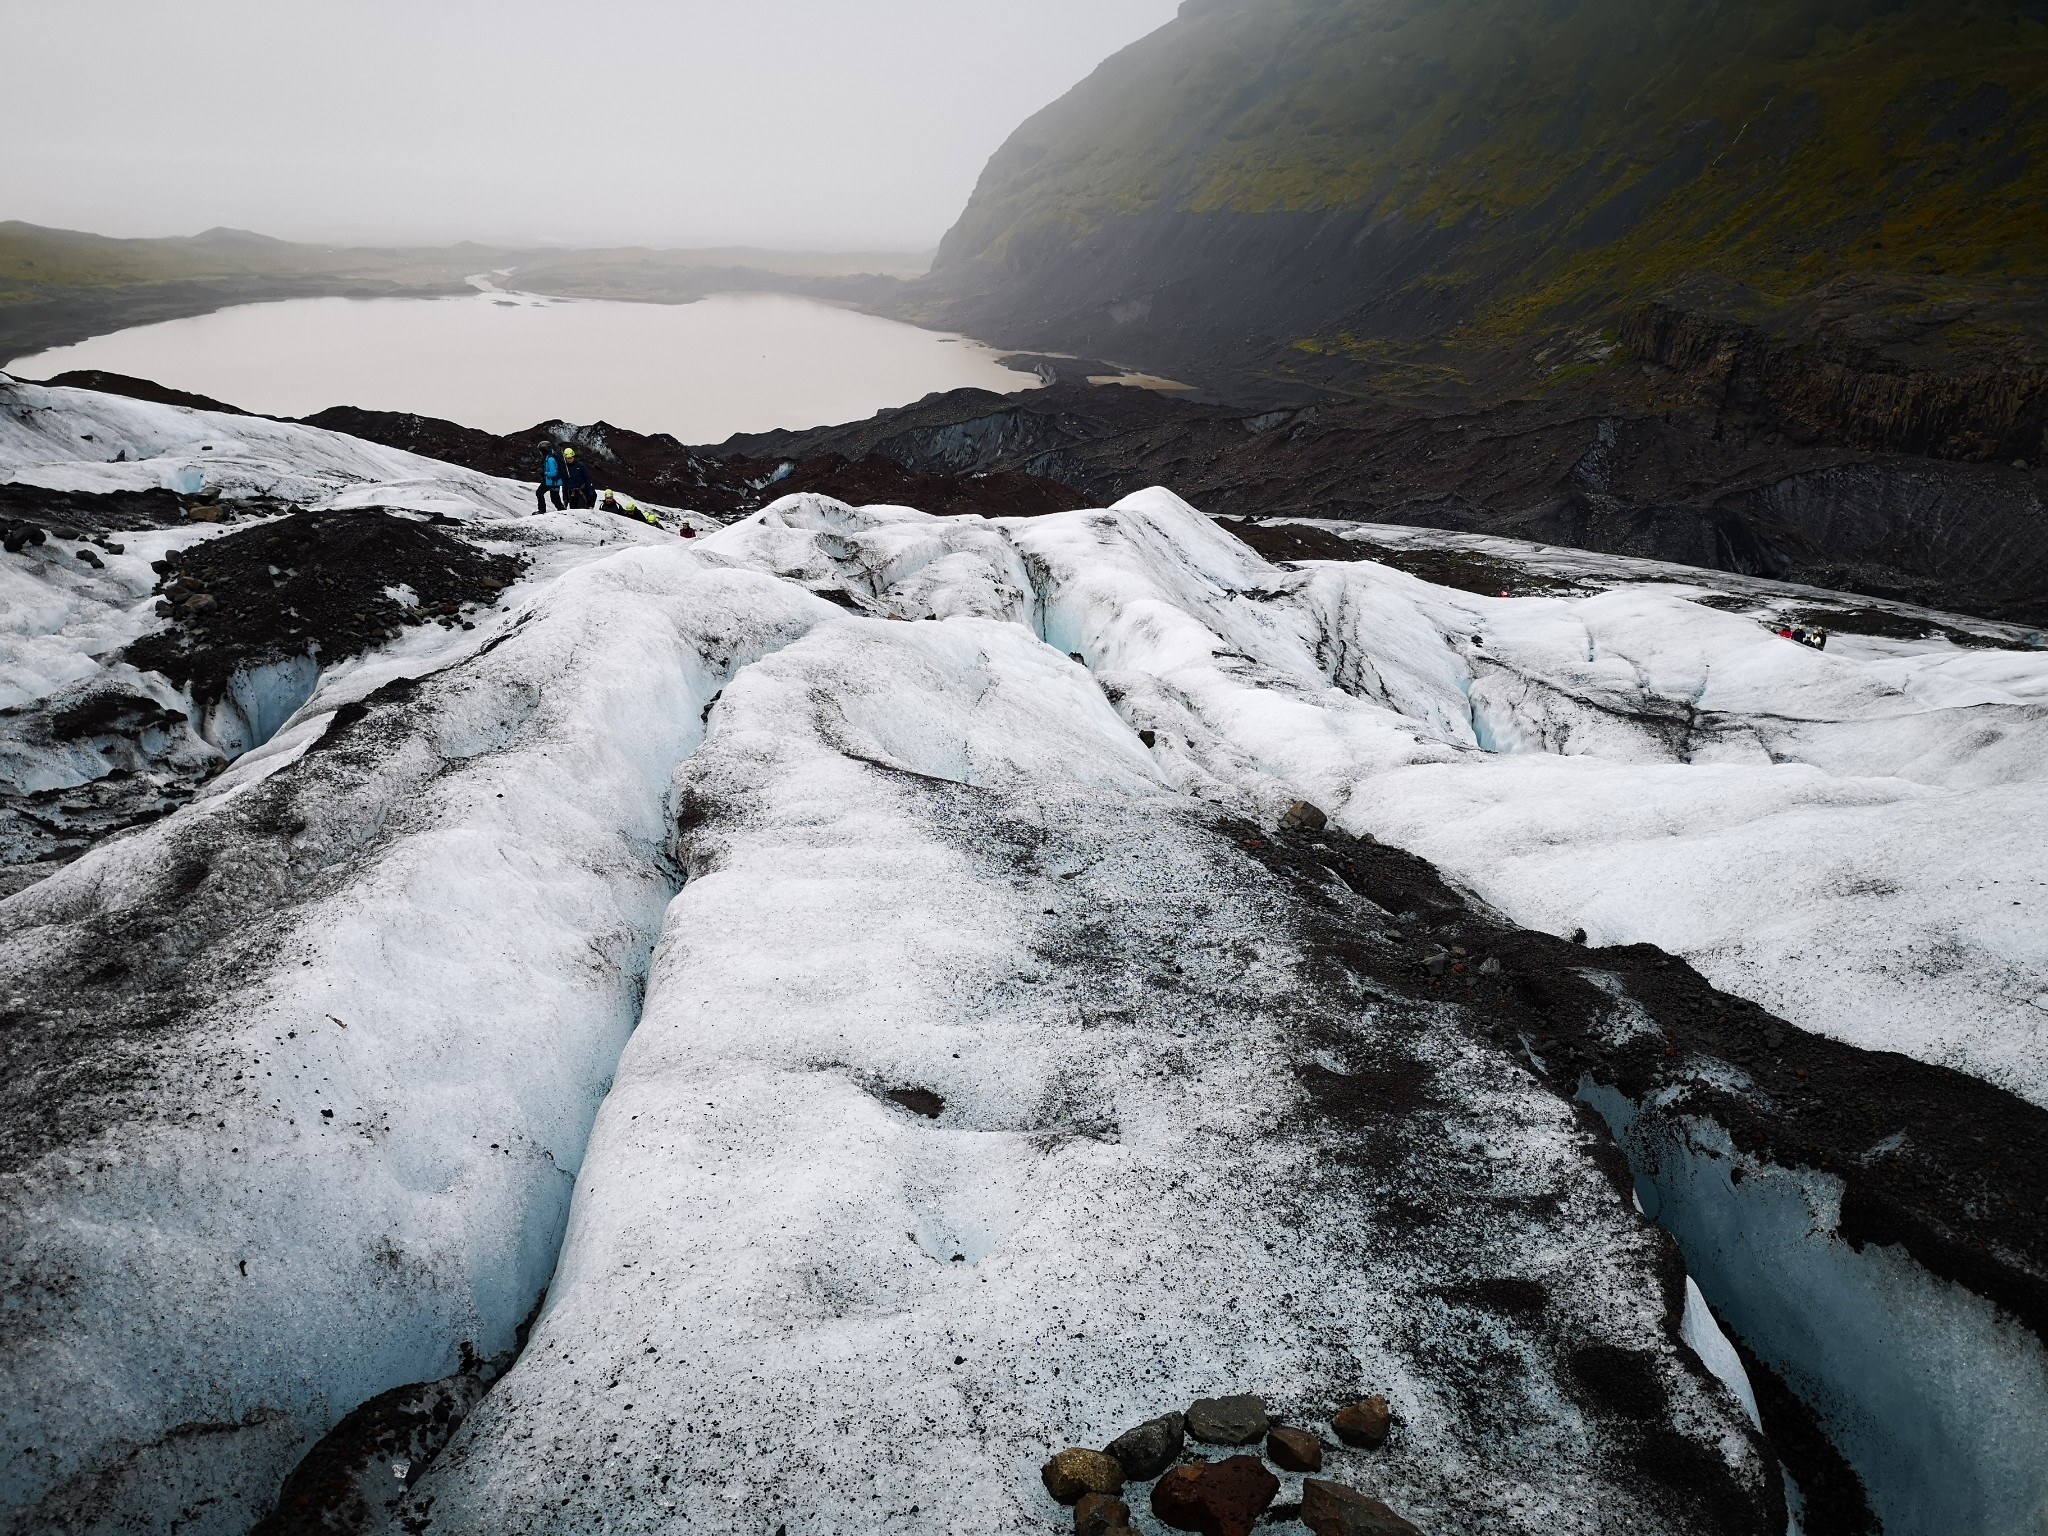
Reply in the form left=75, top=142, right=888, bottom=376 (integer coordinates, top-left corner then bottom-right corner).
left=918, top=0, right=2048, bottom=460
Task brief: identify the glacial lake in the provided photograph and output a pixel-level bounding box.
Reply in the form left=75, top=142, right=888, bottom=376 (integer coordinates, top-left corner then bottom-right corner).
left=7, top=288, right=1039, bottom=443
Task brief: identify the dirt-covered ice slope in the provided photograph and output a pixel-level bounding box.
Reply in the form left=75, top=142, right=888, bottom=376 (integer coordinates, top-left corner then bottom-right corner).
left=408, top=609, right=1769, bottom=1536
left=3, top=382, right=2044, bottom=1535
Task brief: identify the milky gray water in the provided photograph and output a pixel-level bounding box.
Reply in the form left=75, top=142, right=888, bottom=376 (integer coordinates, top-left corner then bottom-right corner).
left=8, top=288, right=1038, bottom=443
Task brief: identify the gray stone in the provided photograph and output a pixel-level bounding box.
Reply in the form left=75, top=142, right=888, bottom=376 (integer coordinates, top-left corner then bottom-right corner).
left=1186, top=1393, right=1267, bottom=1445
left=1106, top=1410, right=1185, bottom=1479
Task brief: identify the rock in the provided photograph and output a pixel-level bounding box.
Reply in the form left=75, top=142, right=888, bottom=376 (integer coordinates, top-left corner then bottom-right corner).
left=1186, top=1394, right=1268, bottom=1445
left=154, top=600, right=177, bottom=617
left=1300, top=1479, right=1419, bottom=1536
left=884, top=1086, right=944, bottom=1118
left=1477, top=957, right=1502, bottom=976
left=1139, top=728, right=1157, bottom=748
left=1042, top=1448, right=1126, bottom=1505
left=1106, top=1410, right=1185, bottom=1478
left=1419, top=946, right=1450, bottom=977
left=1265, top=1425, right=1322, bottom=1472
left=1331, top=1396, right=1391, bottom=1449
left=183, top=594, right=217, bottom=613
left=1570, top=927, right=1588, bottom=945
left=1076, top=1492, right=1132, bottom=1536
left=1151, top=1456, right=1279, bottom=1536
left=75, top=549, right=103, bottom=568
left=186, top=504, right=225, bottom=523
left=1279, top=800, right=1327, bottom=832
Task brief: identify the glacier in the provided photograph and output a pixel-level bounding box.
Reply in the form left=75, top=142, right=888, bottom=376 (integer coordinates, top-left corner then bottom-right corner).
left=1, top=375, right=2044, bottom=1536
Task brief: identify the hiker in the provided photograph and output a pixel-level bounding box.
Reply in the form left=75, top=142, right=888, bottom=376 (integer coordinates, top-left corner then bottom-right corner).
left=600, top=490, right=661, bottom=528
left=1805, top=625, right=1828, bottom=651
left=536, top=445, right=564, bottom=514
left=562, top=447, right=595, bottom=509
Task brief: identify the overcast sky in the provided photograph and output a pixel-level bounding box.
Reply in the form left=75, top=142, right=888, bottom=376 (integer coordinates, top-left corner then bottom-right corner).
left=3, top=0, right=1183, bottom=251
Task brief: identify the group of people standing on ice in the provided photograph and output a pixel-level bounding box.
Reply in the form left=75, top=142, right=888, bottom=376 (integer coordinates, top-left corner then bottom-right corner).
left=535, top=443, right=694, bottom=536
left=535, top=444, right=595, bottom=513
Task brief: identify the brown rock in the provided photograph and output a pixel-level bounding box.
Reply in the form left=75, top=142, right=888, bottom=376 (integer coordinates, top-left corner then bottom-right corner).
left=186, top=505, right=225, bottom=523
left=1042, top=1448, right=1126, bottom=1505
left=1331, top=1395, right=1392, bottom=1449
left=1266, top=1424, right=1323, bottom=1473
left=1076, top=1492, right=1132, bottom=1536
left=1151, top=1456, right=1279, bottom=1536
left=1279, top=800, right=1328, bottom=832
left=1300, top=1478, right=1419, bottom=1536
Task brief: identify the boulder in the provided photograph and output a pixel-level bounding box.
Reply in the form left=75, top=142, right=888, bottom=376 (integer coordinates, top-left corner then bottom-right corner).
left=1186, top=1394, right=1267, bottom=1445
left=1301, top=1478, right=1419, bottom=1536
left=186, top=505, right=225, bottom=523
left=1266, top=1424, right=1322, bottom=1472
left=1042, top=1447, right=1126, bottom=1505
left=1279, top=800, right=1327, bottom=832
left=1151, top=1456, right=1279, bottom=1536
left=1331, top=1396, right=1391, bottom=1449
left=1076, top=1491, right=1132, bottom=1536
left=1106, top=1410, right=1185, bottom=1478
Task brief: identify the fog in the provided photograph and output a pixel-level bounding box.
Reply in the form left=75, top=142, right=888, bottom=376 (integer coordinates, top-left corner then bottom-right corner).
left=3, top=0, right=1183, bottom=251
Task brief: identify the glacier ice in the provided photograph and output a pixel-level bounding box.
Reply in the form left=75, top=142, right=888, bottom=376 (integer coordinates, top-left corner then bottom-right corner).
left=3, top=379, right=2044, bottom=1535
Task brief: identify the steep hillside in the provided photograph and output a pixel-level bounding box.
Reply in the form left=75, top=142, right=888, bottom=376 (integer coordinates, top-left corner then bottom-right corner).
left=922, top=0, right=2048, bottom=458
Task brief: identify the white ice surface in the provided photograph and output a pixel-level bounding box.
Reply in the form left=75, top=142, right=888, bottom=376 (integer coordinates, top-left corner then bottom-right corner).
left=5, top=383, right=2041, bottom=1533
left=411, top=609, right=1756, bottom=1535
left=1, top=539, right=838, bottom=1529
left=0, top=373, right=532, bottom=520
left=1009, top=490, right=2048, bottom=1105
left=1679, top=1276, right=1760, bottom=1430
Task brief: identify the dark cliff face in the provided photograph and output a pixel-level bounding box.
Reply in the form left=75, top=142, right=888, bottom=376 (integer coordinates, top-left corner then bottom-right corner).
left=919, top=0, right=2048, bottom=452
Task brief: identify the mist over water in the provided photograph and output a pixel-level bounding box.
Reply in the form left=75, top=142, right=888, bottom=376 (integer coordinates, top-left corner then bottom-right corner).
left=9, top=290, right=1040, bottom=442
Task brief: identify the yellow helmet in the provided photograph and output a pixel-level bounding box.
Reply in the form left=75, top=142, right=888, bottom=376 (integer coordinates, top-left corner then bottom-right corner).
left=562, top=447, right=577, bottom=460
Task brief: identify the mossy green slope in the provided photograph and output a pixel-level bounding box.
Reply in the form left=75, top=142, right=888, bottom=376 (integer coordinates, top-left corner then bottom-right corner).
left=934, top=0, right=2048, bottom=393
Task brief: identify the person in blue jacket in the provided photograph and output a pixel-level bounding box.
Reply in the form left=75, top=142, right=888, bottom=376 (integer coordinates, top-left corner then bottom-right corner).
left=536, top=444, right=565, bottom=514
left=561, top=447, right=596, bottom=509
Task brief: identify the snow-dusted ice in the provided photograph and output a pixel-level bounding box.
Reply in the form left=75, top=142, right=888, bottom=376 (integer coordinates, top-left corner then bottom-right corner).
left=2, top=378, right=2043, bottom=1536
left=1011, top=494, right=2048, bottom=1105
